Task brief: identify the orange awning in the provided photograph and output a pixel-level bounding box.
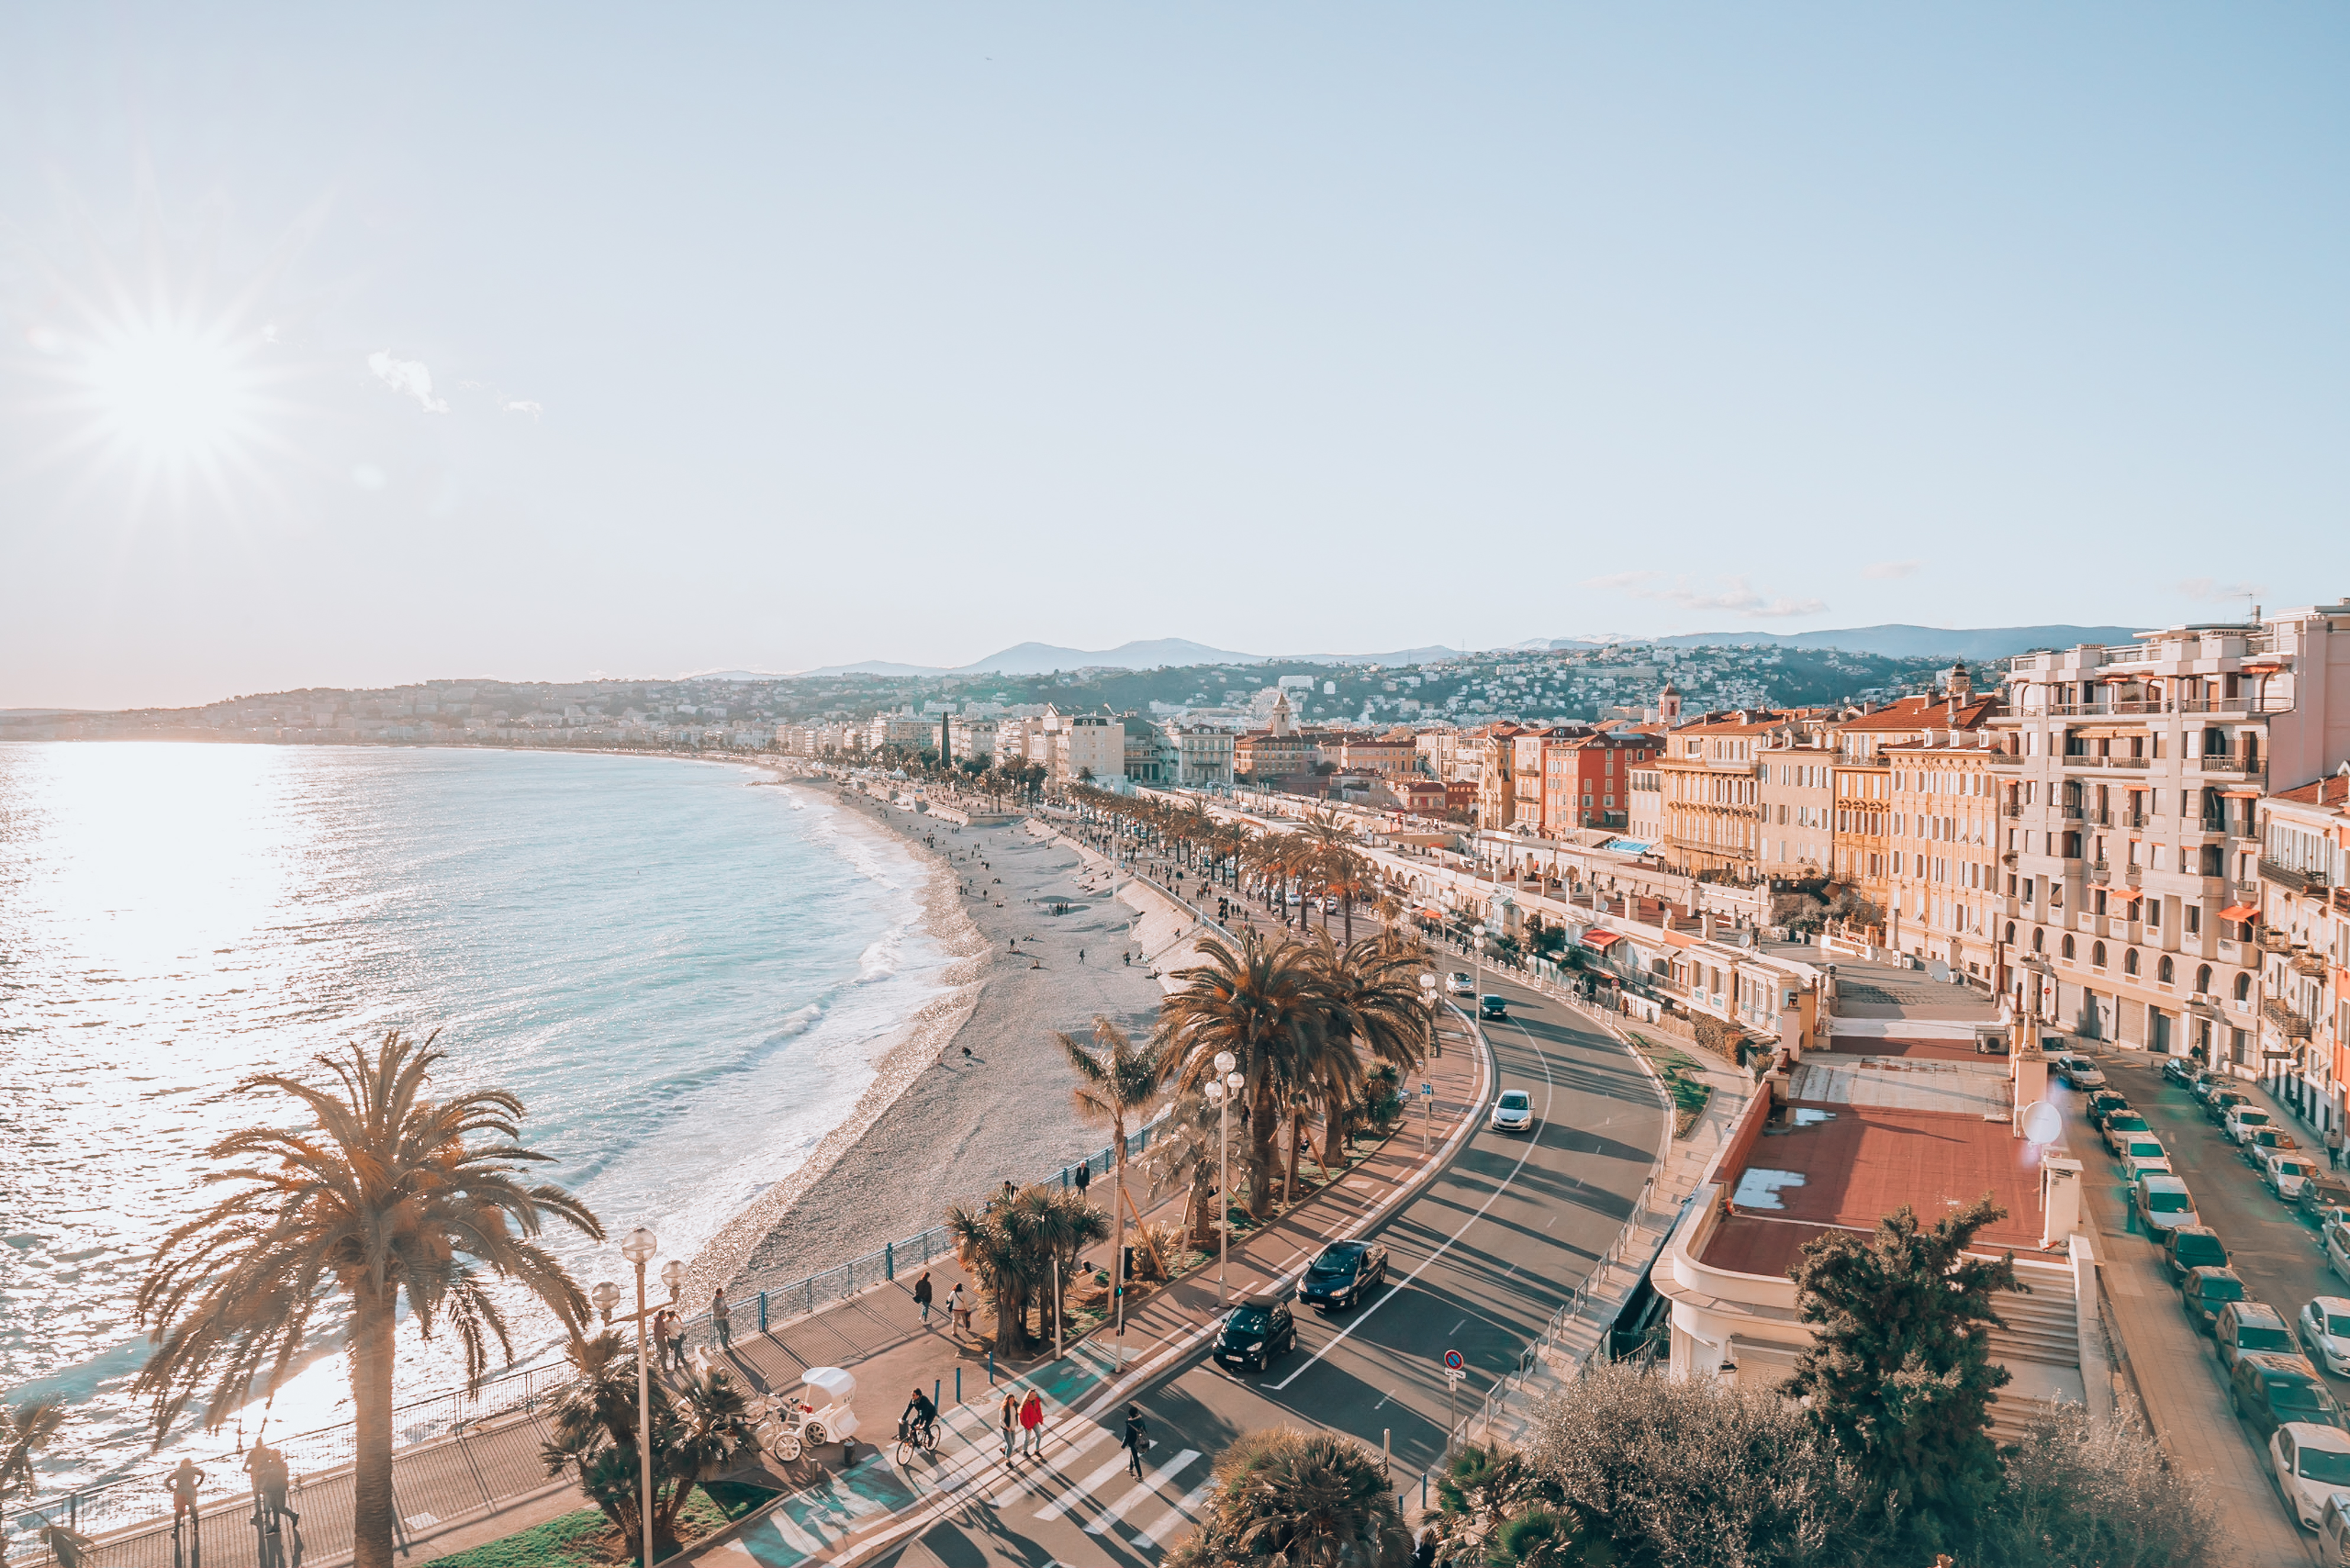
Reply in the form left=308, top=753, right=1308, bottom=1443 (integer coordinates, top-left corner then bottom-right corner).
left=2108, top=887, right=2144, bottom=903
left=1581, top=931, right=1624, bottom=951
left=2220, top=903, right=2260, bottom=921
left=2220, top=788, right=2261, bottom=799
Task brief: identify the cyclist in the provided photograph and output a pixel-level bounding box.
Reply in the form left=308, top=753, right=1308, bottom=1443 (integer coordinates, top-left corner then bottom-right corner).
left=900, top=1385, right=939, bottom=1449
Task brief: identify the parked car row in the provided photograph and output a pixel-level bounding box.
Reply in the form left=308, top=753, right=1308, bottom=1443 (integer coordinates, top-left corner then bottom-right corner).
left=2086, top=1060, right=2350, bottom=1532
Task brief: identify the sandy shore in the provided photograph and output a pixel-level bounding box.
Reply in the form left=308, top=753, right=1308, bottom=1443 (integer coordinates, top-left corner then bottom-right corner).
left=694, top=783, right=1174, bottom=1300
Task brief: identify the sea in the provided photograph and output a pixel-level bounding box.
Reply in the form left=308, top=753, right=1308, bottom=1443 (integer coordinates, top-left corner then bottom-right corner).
left=0, top=742, right=949, bottom=1504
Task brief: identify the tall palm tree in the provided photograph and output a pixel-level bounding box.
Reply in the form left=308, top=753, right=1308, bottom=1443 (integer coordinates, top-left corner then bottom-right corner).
left=539, top=1329, right=756, bottom=1560
left=1061, top=1016, right=1170, bottom=1309
left=135, top=1030, right=602, bottom=1568
left=1157, top=929, right=1334, bottom=1217
left=1001, top=1185, right=1109, bottom=1340
left=1310, top=936, right=1428, bottom=1164
left=1167, top=1426, right=1412, bottom=1568
left=1140, top=1086, right=1224, bottom=1247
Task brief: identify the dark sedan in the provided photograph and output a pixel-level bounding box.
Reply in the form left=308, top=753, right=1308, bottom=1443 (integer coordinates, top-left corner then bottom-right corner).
left=1298, top=1240, right=1390, bottom=1311
left=2182, top=1266, right=2249, bottom=1336
left=2232, top=1352, right=2346, bottom=1443
left=2162, top=1226, right=2229, bottom=1287
left=1214, top=1298, right=1296, bottom=1373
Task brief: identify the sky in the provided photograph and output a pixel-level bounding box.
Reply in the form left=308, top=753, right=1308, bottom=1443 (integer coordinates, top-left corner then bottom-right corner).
left=2, top=5, right=2345, bottom=710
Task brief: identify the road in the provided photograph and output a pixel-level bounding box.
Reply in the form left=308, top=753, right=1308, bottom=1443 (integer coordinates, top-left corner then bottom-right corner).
left=868, top=964, right=1668, bottom=1566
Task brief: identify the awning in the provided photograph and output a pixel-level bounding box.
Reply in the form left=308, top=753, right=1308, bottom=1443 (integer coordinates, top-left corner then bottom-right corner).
left=2219, top=788, right=2262, bottom=799
left=2220, top=903, right=2260, bottom=921
left=2106, top=887, right=2144, bottom=903
left=1581, top=931, right=1624, bottom=951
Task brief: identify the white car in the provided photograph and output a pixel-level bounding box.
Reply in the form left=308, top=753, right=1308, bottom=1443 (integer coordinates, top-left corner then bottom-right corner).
left=2270, top=1152, right=2324, bottom=1202
left=2058, top=1054, right=2107, bottom=1089
left=1489, top=1090, right=1535, bottom=1135
left=2328, top=1220, right=2350, bottom=1288
left=1446, top=972, right=1475, bottom=997
left=2302, top=1298, right=2350, bottom=1378
left=2228, top=1105, right=2277, bottom=1145
left=2322, top=1492, right=2350, bottom=1564
left=2116, top=1135, right=2173, bottom=1180
left=2273, top=1423, right=2350, bottom=1529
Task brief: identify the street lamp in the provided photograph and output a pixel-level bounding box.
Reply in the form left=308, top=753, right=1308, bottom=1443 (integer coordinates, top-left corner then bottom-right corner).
left=1419, top=971, right=1439, bottom=1061
left=1472, top=923, right=1489, bottom=1002
left=597, top=1226, right=662, bottom=1568
left=1207, top=1050, right=1241, bottom=1307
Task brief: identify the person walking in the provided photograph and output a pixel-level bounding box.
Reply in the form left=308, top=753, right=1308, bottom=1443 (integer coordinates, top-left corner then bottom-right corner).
left=667, top=1308, right=689, bottom=1373
left=711, top=1288, right=733, bottom=1353
left=2330, top=1123, right=2344, bottom=1172
left=1074, top=1161, right=1091, bottom=1199
left=650, top=1307, right=679, bottom=1373
left=947, top=1281, right=970, bottom=1339
left=1122, top=1403, right=1148, bottom=1478
left=1019, top=1390, right=1045, bottom=1457
left=913, top=1269, right=934, bottom=1324
left=1000, top=1392, right=1019, bottom=1463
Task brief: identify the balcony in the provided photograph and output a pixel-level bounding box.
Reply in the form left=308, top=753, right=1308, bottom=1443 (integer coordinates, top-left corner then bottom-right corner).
left=2195, top=755, right=2265, bottom=778
left=2260, top=929, right=2294, bottom=954
left=1987, top=752, right=2024, bottom=767
left=2088, top=859, right=2112, bottom=882
left=2293, top=954, right=2329, bottom=978
left=2056, top=802, right=2084, bottom=821
left=2124, top=811, right=2150, bottom=829
left=2233, top=882, right=2262, bottom=905
left=2124, top=864, right=2142, bottom=887
left=2082, top=807, right=2112, bottom=826
left=2264, top=997, right=2315, bottom=1039
left=2261, top=860, right=2330, bottom=896
left=2002, top=802, right=2024, bottom=818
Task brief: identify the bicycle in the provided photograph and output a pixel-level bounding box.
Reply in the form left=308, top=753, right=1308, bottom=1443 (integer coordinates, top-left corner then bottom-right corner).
left=894, top=1415, right=940, bottom=1465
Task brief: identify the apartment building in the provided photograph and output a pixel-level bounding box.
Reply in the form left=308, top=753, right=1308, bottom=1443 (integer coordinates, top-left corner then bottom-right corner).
left=1474, top=723, right=1530, bottom=830
left=1756, top=725, right=1837, bottom=874
left=1881, top=730, right=2005, bottom=983
left=947, top=716, right=998, bottom=761
left=1051, top=712, right=1125, bottom=783
left=1165, top=724, right=1236, bottom=786
left=1991, top=608, right=2350, bottom=1064
left=1827, top=674, right=1999, bottom=920
left=1541, top=733, right=1661, bottom=834
left=1658, top=712, right=1790, bottom=879
left=1334, top=732, right=1419, bottom=776
left=2259, top=775, right=2349, bottom=1129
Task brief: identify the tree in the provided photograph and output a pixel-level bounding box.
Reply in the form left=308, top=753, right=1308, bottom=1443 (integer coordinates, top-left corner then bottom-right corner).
left=944, top=1183, right=1106, bottom=1353
left=1158, top=929, right=1334, bottom=1217
left=1061, top=1016, right=1171, bottom=1305
left=2, top=1394, right=67, bottom=1557
left=1783, top=1193, right=2022, bottom=1541
left=539, top=1330, right=757, bottom=1561
left=1166, top=1426, right=1411, bottom=1568
left=135, top=1031, right=602, bottom=1568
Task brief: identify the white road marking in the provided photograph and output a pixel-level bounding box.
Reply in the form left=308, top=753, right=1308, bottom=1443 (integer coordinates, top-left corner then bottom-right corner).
left=1036, top=1452, right=1137, bottom=1521
left=1084, top=1449, right=1202, bottom=1533
left=1372, top=1387, right=1399, bottom=1411
left=1447, top=1318, right=1467, bottom=1335
left=986, top=1425, right=1114, bottom=1507
left=1135, top=1481, right=1217, bottom=1548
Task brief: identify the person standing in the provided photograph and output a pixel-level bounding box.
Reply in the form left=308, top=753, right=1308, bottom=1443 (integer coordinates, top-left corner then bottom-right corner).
left=711, top=1288, right=733, bottom=1353
left=2329, top=1123, right=2344, bottom=1172
left=947, top=1281, right=969, bottom=1339
left=167, top=1457, right=207, bottom=1522
left=1000, top=1392, right=1019, bottom=1463
left=1122, top=1403, right=1148, bottom=1478
left=913, top=1269, right=934, bottom=1324
left=1074, top=1162, right=1091, bottom=1200
left=667, top=1308, right=689, bottom=1373
left=1019, top=1390, right=1045, bottom=1457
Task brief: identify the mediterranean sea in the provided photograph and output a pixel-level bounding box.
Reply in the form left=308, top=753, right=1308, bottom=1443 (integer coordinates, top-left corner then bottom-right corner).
left=0, top=742, right=948, bottom=1498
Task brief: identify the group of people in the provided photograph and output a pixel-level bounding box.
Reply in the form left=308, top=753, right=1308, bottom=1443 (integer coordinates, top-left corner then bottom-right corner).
left=894, top=1386, right=1149, bottom=1478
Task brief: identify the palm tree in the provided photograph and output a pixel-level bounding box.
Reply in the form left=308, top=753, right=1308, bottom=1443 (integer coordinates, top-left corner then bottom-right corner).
left=1140, top=1086, right=1225, bottom=1247
left=1001, top=1185, right=1109, bottom=1340
left=134, top=1030, right=603, bottom=1568
left=1166, top=1426, right=1412, bottom=1568
left=539, top=1329, right=755, bottom=1560
left=1157, top=929, right=1335, bottom=1217
left=1061, top=1016, right=1170, bottom=1304
left=944, top=1185, right=1104, bottom=1352
left=2, top=1394, right=66, bottom=1560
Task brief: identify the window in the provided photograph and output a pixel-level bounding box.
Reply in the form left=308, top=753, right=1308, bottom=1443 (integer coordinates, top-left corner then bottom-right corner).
left=2236, top=973, right=2252, bottom=1003
left=2155, top=954, right=2172, bottom=983
left=2061, top=934, right=2076, bottom=960
left=2124, top=949, right=2140, bottom=977
left=2196, top=963, right=2212, bottom=994
left=2092, top=941, right=2107, bottom=969
left=2033, top=928, right=2046, bottom=953
left=2186, top=905, right=2201, bottom=936
left=2005, top=922, right=2017, bottom=942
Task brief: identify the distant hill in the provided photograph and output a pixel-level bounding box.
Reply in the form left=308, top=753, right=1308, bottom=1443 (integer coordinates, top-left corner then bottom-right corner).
left=955, top=639, right=1263, bottom=675
left=1652, top=624, right=2145, bottom=660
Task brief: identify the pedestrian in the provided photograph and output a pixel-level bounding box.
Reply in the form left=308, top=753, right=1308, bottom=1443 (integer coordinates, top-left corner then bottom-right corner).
left=650, top=1307, right=677, bottom=1372
left=1122, top=1403, right=1148, bottom=1477
left=712, top=1288, right=733, bottom=1353
left=167, top=1458, right=206, bottom=1522
left=666, top=1308, right=688, bottom=1372
left=2330, top=1124, right=2345, bottom=1172
left=1020, top=1389, right=1045, bottom=1456
left=1078, top=948, right=1085, bottom=963
left=947, top=1281, right=970, bottom=1337
left=1003, top=1180, right=1017, bottom=1205
left=1000, top=1391, right=1019, bottom=1462
left=1075, top=1161, right=1091, bottom=1197
left=1123, top=951, right=1130, bottom=967
left=913, top=1269, right=934, bottom=1324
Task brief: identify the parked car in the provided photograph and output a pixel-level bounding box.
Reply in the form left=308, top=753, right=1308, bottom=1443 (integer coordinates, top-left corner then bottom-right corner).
left=2209, top=1087, right=2254, bottom=1124
left=2163, top=1225, right=2229, bottom=1285
left=2217, top=1301, right=2304, bottom=1375
left=2269, top=1152, right=2325, bottom=1201
left=2084, top=1088, right=2131, bottom=1126
left=2273, top=1423, right=2350, bottom=1530
left=2182, top=1266, right=2249, bottom=1335
left=1296, top=1240, right=1389, bottom=1311
left=1489, top=1090, right=1535, bottom=1135
left=1479, top=994, right=1509, bottom=1020
left=2057, top=1054, right=2107, bottom=1089
left=2302, top=1298, right=2350, bottom=1378
left=2102, top=1112, right=2153, bottom=1155
left=1446, top=972, right=1474, bottom=996
left=2137, top=1175, right=2200, bottom=1239
left=2302, top=1174, right=2350, bottom=1222
left=2189, top=1070, right=2229, bottom=1104
left=2328, top=1219, right=2350, bottom=1288
left=2245, top=1126, right=2303, bottom=1165
left=2116, top=1134, right=2173, bottom=1178
left=2234, top=1353, right=2343, bottom=1442
left=2320, top=1492, right=2350, bottom=1564
left=2163, top=1057, right=2201, bottom=1087
left=1214, top=1297, right=1297, bottom=1373
left=2227, top=1104, right=2277, bottom=1145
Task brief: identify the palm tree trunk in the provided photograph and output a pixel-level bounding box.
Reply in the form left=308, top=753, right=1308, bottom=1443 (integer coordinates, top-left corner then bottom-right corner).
left=1284, top=1106, right=1301, bottom=1204
left=349, top=1285, right=399, bottom=1568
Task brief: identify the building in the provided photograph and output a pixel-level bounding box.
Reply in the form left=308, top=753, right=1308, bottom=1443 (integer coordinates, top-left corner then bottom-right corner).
left=947, top=716, right=998, bottom=761
left=2258, top=774, right=2349, bottom=1133
left=1756, top=724, right=1837, bottom=875
left=1474, top=723, right=1531, bottom=831
left=1333, top=731, right=1419, bottom=776
left=1879, top=728, right=2005, bottom=983
left=1826, top=673, right=2000, bottom=921
left=1540, top=733, right=1660, bottom=834
left=1657, top=712, right=1790, bottom=880
left=1992, top=609, right=2350, bottom=1065
left=1235, top=691, right=1320, bottom=780
left=1048, top=711, right=1125, bottom=783
left=1165, top=724, right=1236, bottom=786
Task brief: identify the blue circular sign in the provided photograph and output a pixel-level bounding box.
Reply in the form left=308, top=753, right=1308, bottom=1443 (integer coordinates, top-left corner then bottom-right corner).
left=1443, top=1349, right=1464, bottom=1371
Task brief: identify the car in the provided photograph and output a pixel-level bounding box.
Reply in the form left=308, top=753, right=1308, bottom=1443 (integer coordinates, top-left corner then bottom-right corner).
left=2247, top=1126, right=2303, bottom=1166
left=2303, top=1299, right=2350, bottom=1378
left=2235, top=1354, right=2345, bottom=1443
left=2209, top=1087, right=2254, bottom=1123
left=2057, top=1054, right=2107, bottom=1089
left=2271, top=1154, right=2325, bottom=1201
left=2329, top=1220, right=2350, bottom=1289
left=1214, top=1297, right=1296, bottom=1372
left=1479, top=994, right=1509, bottom=1020
left=2182, top=1266, right=2249, bottom=1335
left=2273, top=1423, right=2350, bottom=1529
left=1445, top=972, right=1474, bottom=997
left=2116, top=1134, right=2173, bottom=1178
left=2137, top=1175, right=2200, bottom=1239
left=2321, top=1492, right=2350, bottom=1563
left=2084, top=1088, right=2131, bottom=1126
left=2190, top=1070, right=2232, bottom=1104
left=2102, top=1112, right=2153, bottom=1155
left=2163, top=1225, right=2229, bottom=1285
left=1296, top=1240, right=1389, bottom=1310
left=2218, top=1301, right=2305, bottom=1375
left=1489, top=1090, right=1535, bottom=1134
left=2226, top=1104, right=2277, bottom=1145
left=2164, top=1057, right=2201, bottom=1087
left=2303, top=1175, right=2350, bottom=1222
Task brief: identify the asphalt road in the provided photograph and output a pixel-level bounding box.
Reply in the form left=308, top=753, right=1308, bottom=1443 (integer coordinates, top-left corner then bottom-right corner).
left=873, top=964, right=1667, bottom=1567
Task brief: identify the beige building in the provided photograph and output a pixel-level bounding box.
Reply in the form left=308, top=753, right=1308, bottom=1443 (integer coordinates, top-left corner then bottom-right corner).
left=2258, top=775, right=2349, bottom=1133
left=1755, top=725, right=1837, bottom=876
left=1880, top=731, right=2004, bottom=982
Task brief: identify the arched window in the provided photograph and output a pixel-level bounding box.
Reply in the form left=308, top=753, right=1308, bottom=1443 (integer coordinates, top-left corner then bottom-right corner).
left=2005, top=922, right=2017, bottom=943
left=2092, top=941, right=2107, bottom=968
left=2124, top=948, right=2140, bottom=976
left=2061, top=934, right=2076, bottom=960
left=2157, top=955, right=2174, bottom=984
left=2196, top=964, right=2212, bottom=994
left=2235, top=973, right=2252, bottom=1002
left=2033, top=928, right=2046, bottom=953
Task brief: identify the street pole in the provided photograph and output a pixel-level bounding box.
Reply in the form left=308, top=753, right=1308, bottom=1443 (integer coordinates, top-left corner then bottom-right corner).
left=1054, top=1256, right=1064, bottom=1360
left=617, top=1226, right=659, bottom=1568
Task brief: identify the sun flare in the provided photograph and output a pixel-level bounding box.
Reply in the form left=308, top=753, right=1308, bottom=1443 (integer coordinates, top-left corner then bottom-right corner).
left=83, top=316, right=259, bottom=465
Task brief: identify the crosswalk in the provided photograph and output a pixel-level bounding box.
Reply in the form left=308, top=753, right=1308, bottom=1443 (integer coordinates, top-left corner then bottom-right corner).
left=920, top=1394, right=1217, bottom=1552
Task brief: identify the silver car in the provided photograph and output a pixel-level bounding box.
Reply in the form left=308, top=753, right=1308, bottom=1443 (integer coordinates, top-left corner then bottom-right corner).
left=1489, top=1089, right=1534, bottom=1134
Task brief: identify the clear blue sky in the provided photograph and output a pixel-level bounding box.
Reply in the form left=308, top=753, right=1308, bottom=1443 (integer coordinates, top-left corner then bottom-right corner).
left=3, top=5, right=2344, bottom=708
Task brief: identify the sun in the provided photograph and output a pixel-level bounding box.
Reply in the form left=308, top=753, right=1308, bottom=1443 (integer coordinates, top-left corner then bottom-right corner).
left=82, top=315, right=260, bottom=466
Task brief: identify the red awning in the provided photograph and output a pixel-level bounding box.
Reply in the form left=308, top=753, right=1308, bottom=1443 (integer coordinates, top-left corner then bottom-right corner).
left=2220, top=903, right=2260, bottom=921
left=1581, top=931, right=1624, bottom=951
left=2219, top=788, right=2262, bottom=799
left=2107, top=887, right=2144, bottom=903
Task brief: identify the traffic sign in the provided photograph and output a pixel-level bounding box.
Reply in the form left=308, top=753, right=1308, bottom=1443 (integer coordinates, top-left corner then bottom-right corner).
left=1443, top=1348, right=1464, bottom=1371
left=1421, top=1082, right=1434, bottom=1097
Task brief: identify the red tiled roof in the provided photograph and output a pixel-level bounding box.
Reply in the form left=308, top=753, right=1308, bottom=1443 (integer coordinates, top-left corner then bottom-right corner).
left=1833, top=695, right=2000, bottom=733
left=2273, top=776, right=2350, bottom=810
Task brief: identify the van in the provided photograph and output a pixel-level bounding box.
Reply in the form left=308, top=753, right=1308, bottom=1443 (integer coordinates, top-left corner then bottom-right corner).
left=2216, top=1300, right=2303, bottom=1375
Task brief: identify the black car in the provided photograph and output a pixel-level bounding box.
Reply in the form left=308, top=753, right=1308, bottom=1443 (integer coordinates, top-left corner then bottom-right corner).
left=1298, top=1240, right=1390, bottom=1310
left=1214, top=1298, right=1296, bottom=1373
left=1480, top=994, right=1509, bottom=1021
left=2182, top=1266, right=2249, bottom=1336
left=2163, top=1226, right=2229, bottom=1286
left=2231, top=1352, right=2346, bottom=1442
left=2083, top=1090, right=2130, bottom=1128
left=2163, top=1057, right=2201, bottom=1087
left=2208, top=1088, right=2253, bottom=1125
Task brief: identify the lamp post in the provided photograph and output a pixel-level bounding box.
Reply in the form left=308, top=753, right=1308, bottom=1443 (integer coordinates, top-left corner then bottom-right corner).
left=594, top=1226, right=664, bottom=1568
left=1419, top=971, right=1438, bottom=1062
left=1207, top=1050, right=1240, bottom=1307
left=1472, top=923, right=1489, bottom=1003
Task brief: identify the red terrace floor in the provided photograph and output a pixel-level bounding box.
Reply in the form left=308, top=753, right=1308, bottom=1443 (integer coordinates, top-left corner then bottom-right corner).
left=1700, top=1102, right=2048, bottom=1278
left=1819, top=1035, right=1992, bottom=1061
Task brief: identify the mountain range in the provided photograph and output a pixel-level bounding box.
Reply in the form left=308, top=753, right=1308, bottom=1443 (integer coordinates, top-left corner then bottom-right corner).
left=1648, top=624, right=2145, bottom=660
left=800, top=639, right=1463, bottom=678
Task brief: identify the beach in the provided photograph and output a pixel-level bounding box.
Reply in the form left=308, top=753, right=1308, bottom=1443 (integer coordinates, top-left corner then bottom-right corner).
left=692, top=783, right=1186, bottom=1303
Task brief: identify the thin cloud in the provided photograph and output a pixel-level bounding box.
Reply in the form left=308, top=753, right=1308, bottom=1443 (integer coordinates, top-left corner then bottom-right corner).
left=367, top=351, right=448, bottom=414
left=1584, top=571, right=1824, bottom=620
left=1864, top=559, right=1920, bottom=580
left=500, top=398, right=543, bottom=418
left=2180, top=576, right=2262, bottom=602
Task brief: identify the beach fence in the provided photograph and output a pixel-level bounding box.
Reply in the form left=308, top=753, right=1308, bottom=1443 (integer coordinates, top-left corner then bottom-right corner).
left=5, top=1122, right=1161, bottom=1568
